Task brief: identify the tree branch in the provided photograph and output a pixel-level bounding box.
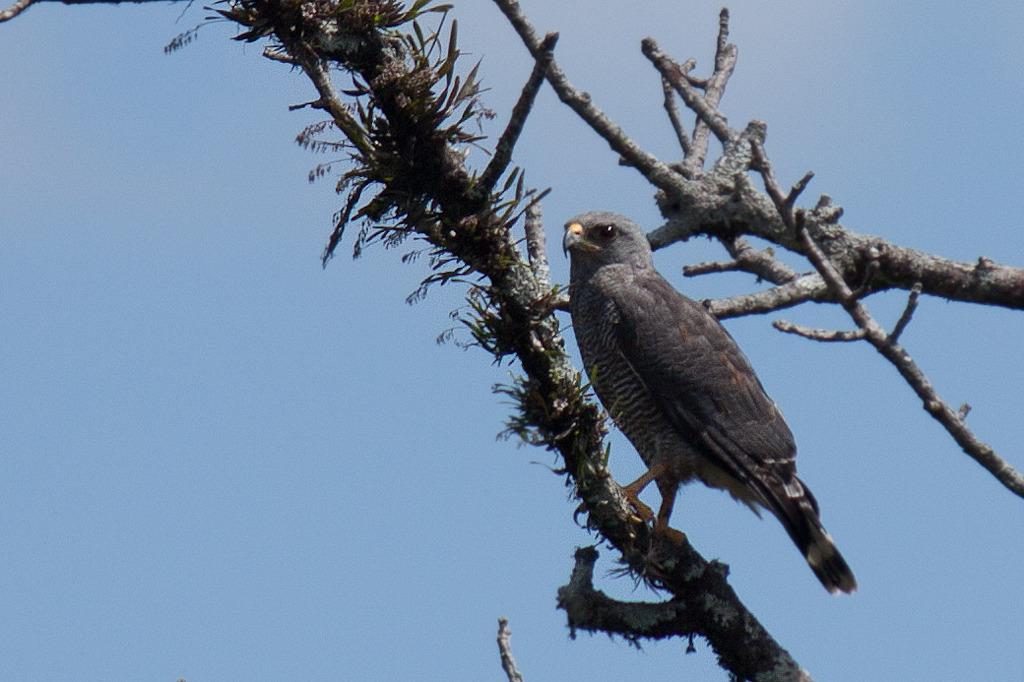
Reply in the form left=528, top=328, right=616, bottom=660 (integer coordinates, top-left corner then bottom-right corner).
left=889, top=282, right=922, bottom=343
left=795, top=216, right=1024, bottom=499
left=497, top=618, right=526, bottom=682
left=557, top=547, right=812, bottom=681
left=661, top=76, right=691, bottom=157
left=649, top=134, right=1024, bottom=311
left=642, top=33, right=736, bottom=160
left=750, top=142, right=1024, bottom=500
left=772, top=319, right=865, bottom=342
left=477, top=31, right=558, bottom=196
left=290, top=51, right=375, bottom=158
left=702, top=274, right=827, bottom=319
left=524, top=201, right=550, bottom=288
left=0, top=0, right=166, bottom=22
left=491, top=0, right=688, bottom=195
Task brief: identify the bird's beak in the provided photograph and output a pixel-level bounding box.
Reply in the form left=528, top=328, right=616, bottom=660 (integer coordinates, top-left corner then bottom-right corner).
left=563, top=221, right=597, bottom=256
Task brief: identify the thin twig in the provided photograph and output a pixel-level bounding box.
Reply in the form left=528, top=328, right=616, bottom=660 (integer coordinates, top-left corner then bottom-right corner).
left=492, top=0, right=685, bottom=193
left=702, top=274, right=829, bottom=319
left=683, top=260, right=741, bottom=277
left=681, top=8, right=738, bottom=174
left=264, top=47, right=297, bottom=64
left=748, top=136, right=1024, bottom=498
left=497, top=618, right=526, bottom=682
left=796, top=217, right=1024, bottom=499
left=890, top=282, right=922, bottom=342
left=294, top=54, right=375, bottom=158
left=478, top=32, right=558, bottom=194
left=642, top=37, right=735, bottom=150
left=785, top=170, right=815, bottom=211
left=749, top=139, right=791, bottom=221
left=0, top=0, right=31, bottom=21
left=661, top=78, right=691, bottom=156
left=773, top=319, right=865, bottom=342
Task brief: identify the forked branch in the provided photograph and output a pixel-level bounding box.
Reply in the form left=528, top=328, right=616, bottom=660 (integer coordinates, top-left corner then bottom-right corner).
left=751, top=143, right=1024, bottom=500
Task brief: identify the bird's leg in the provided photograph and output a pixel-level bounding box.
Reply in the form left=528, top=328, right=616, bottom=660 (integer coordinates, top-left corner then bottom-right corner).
left=650, top=477, right=688, bottom=545
left=619, top=462, right=666, bottom=524
left=655, top=478, right=678, bottom=528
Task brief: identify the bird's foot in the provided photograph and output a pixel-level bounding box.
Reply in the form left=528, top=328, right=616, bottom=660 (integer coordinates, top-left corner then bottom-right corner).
left=618, top=462, right=665, bottom=525
left=623, top=492, right=655, bottom=525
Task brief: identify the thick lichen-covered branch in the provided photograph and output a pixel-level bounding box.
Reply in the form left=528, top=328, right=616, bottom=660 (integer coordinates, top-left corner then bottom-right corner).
left=557, top=547, right=812, bottom=682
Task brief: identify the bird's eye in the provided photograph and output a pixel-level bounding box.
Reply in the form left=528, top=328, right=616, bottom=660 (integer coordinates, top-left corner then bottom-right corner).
left=594, top=224, right=616, bottom=241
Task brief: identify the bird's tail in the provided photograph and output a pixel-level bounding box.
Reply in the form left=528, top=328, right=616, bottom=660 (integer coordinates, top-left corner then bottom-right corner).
left=801, top=520, right=857, bottom=595
left=773, top=477, right=857, bottom=595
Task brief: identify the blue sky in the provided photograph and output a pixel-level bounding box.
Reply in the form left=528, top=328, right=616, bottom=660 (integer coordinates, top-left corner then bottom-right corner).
left=2, top=1, right=1023, bottom=680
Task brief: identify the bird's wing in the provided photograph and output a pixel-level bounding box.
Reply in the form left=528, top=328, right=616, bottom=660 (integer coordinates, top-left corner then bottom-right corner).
left=607, top=269, right=805, bottom=508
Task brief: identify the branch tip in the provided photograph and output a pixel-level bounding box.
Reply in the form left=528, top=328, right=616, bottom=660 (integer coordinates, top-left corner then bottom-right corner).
left=890, top=282, right=922, bottom=342
left=497, top=618, right=526, bottom=682
left=0, top=0, right=32, bottom=22
left=773, top=319, right=865, bottom=342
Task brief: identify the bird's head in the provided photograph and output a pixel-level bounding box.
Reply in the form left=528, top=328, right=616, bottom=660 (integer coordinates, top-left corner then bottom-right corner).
left=563, top=211, right=655, bottom=272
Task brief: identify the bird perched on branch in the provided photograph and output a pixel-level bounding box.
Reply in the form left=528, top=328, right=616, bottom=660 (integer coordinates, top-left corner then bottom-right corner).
left=563, top=211, right=856, bottom=594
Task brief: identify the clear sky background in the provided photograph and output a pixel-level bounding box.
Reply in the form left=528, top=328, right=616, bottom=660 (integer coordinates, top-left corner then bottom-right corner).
left=2, top=1, right=1023, bottom=680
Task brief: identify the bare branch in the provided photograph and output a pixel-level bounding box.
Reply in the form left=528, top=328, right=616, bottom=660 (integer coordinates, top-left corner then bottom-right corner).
left=661, top=77, right=691, bottom=156
left=683, top=259, right=742, bottom=277
left=795, top=216, right=1024, bottom=499
left=749, top=139, right=796, bottom=229
left=786, top=170, right=815, bottom=211
left=497, top=619, right=526, bottom=682
left=642, top=36, right=735, bottom=152
left=750, top=134, right=1024, bottom=498
left=0, top=0, right=31, bottom=21
left=890, top=282, right=922, bottom=342
left=477, top=32, right=558, bottom=195
left=1, top=0, right=168, bottom=22
left=702, top=274, right=828, bottom=319
left=653, top=134, right=1024, bottom=310
left=773, top=319, right=866, bottom=342
left=681, top=7, right=738, bottom=175
left=492, top=0, right=688, bottom=194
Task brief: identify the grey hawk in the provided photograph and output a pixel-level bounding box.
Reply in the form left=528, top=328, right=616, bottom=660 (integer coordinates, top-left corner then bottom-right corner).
left=563, top=211, right=856, bottom=594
